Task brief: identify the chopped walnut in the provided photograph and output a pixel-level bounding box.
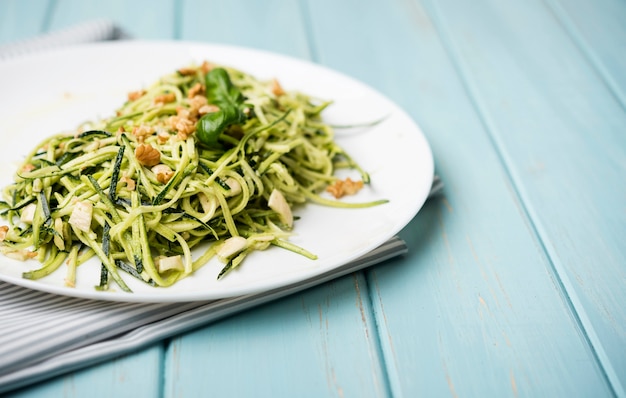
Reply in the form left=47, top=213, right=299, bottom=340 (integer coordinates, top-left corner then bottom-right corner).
left=326, top=178, right=364, bottom=199
left=176, top=122, right=196, bottom=140
left=201, top=61, right=214, bottom=74
left=128, top=90, right=146, bottom=101
left=271, top=79, right=286, bottom=96
left=188, top=82, right=204, bottom=98
left=135, top=144, right=161, bottom=167
left=168, top=115, right=196, bottom=140
left=198, top=104, right=220, bottom=115
left=3, top=249, right=37, bottom=261
left=0, top=225, right=9, bottom=242
left=167, top=115, right=180, bottom=130
left=151, top=164, right=175, bottom=184
left=154, top=92, right=176, bottom=105
left=132, top=124, right=154, bottom=143
left=188, top=95, right=208, bottom=113
left=178, top=67, right=197, bottom=76
left=156, top=130, right=171, bottom=144
left=121, top=176, right=136, bottom=191
left=21, top=163, right=36, bottom=173
left=176, top=106, right=193, bottom=119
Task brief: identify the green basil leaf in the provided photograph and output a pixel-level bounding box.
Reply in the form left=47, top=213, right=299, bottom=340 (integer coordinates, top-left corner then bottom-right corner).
left=206, top=68, right=244, bottom=107
left=196, top=68, right=247, bottom=146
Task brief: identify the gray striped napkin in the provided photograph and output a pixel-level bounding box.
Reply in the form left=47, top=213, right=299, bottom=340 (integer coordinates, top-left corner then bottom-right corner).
left=0, top=236, right=408, bottom=393
left=0, top=21, right=441, bottom=393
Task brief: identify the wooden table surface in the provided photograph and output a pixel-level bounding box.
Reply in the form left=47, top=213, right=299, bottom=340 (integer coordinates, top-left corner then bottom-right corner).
left=1, top=0, right=625, bottom=397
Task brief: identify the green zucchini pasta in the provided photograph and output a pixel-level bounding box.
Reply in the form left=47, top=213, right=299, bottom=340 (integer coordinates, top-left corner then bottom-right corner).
left=0, top=61, right=386, bottom=292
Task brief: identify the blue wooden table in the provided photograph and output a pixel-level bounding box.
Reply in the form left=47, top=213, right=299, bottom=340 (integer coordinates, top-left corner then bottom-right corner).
left=1, top=0, right=625, bottom=397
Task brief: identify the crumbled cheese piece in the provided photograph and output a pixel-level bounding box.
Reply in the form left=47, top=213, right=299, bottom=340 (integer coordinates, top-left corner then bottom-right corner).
left=217, top=236, right=248, bottom=260
left=157, top=255, right=184, bottom=273
left=53, top=218, right=65, bottom=250
left=224, top=177, right=242, bottom=197
left=68, top=201, right=93, bottom=232
left=20, top=203, right=37, bottom=224
left=268, top=189, right=293, bottom=228
left=2, top=249, right=37, bottom=261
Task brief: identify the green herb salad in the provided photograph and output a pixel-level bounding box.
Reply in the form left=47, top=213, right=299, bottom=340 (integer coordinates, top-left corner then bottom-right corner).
left=0, top=61, right=385, bottom=292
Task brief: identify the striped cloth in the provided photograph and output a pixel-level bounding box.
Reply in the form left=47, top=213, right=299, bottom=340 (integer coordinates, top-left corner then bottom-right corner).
left=0, top=20, right=442, bottom=394
left=0, top=236, right=407, bottom=393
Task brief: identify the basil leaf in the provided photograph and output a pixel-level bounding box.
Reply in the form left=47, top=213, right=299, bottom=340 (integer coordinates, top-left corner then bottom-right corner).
left=206, top=68, right=244, bottom=107
left=196, top=68, right=247, bottom=146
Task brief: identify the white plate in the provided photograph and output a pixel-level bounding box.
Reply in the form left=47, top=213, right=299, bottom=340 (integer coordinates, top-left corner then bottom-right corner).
left=0, top=41, right=433, bottom=302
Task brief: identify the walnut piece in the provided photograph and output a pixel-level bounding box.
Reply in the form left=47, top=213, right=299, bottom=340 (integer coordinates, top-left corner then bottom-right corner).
left=128, top=90, right=146, bottom=101
left=0, top=225, right=9, bottom=242
left=174, top=107, right=189, bottom=118
left=188, top=82, right=205, bottom=98
left=169, top=116, right=196, bottom=140
left=3, top=249, right=37, bottom=261
left=121, top=176, right=136, bottom=191
left=151, top=164, right=174, bottom=184
left=154, top=92, right=176, bottom=105
left=198, top=104, right=220, bottom=115
left=188, top=95, right=208, bottom=113
left=132, top=124, right=154, bottom=143
left=271, top=79, right=286, bottom=96
left=21, top=163, right=36, bottom=173
left=326, top=178, right=364, bottom=199
left=201, top=61, right=214, bottom=74
left=178, top=67, right=197, bottom=76
left=135, top=144, right=161, bottom=167
left=156, top=130, right=171, bottom=144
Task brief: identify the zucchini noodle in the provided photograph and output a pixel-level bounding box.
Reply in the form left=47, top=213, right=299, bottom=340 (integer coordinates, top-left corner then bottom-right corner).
left=0, top=61, right=387, bottom=292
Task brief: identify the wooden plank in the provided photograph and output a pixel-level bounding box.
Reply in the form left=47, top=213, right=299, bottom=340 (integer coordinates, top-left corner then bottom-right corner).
left=0, top=0, right=50, bottom=44
left=424, top=0, right=626, bottom=394
left=178, top=0, right=311, bottom=58
left=165, top=275, right=389, bottom=397
left=7, top=347, right=164, bottom=398
left=162, top=1, right=392, bottom=397
left=305, top=0, right=616, bottom=396
left=2, top=1, right=621, bottom=397
left=46, top=0, right=176, bottom=38
left=547, top=0, right=626, bottom=107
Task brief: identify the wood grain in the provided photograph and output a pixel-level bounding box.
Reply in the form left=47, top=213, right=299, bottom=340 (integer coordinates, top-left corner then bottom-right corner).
left=0, top=0, right=51, bottom=45
left=164, top=2, right=392, bottom=396
left=425, top=0, right=625, bottom=394
left=0, top=0, right=623, bottom=396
